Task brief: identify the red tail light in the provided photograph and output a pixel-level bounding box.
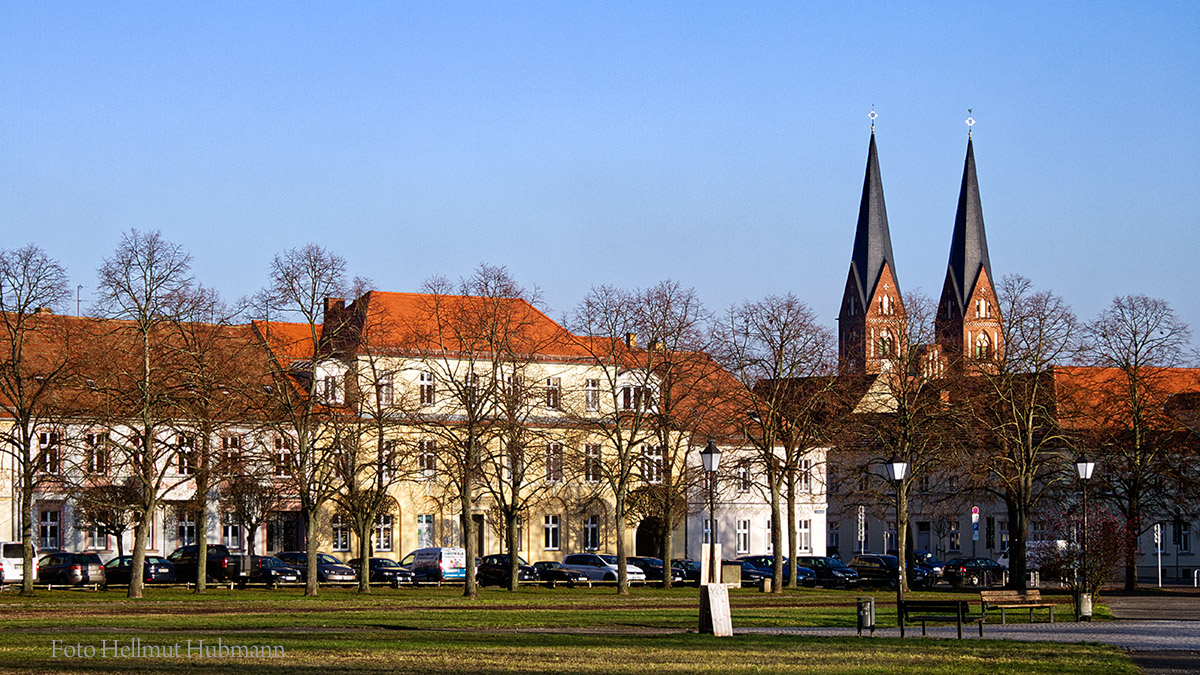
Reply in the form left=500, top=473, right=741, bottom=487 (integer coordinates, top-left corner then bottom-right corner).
left=70, top=565, right=81, bottom=571
left=222, top=559, right=228, bottom=568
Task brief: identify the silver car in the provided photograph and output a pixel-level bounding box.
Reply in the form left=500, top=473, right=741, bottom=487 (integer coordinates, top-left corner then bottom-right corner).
left=561, top=553, right=646, bottom=582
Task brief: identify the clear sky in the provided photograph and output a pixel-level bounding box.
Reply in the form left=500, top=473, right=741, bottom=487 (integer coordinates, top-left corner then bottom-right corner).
left=2, top=2, right=1198, bottom=345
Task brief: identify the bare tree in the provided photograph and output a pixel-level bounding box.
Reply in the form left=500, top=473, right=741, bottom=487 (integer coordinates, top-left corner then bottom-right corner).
left=223, top=467, right=288, bottom=557
left=91, top=230, right=196, bottom=598
left=255, top=244, right=351, bottom=597
left=1077, top=294, right=1197, bottom=590
left=959, top=275, right=1079, bottom=589
left=70, top=481, right=141, bottom=560
left=0, top=244, right=72, bottom=595
left=715, top=294, right=839, bottom=592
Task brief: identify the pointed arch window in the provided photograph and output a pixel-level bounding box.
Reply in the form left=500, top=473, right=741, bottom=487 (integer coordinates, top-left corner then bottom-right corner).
left=878, top=331, right=896, bottom=358
left=879, top=295, right=895, bottom=316
left=974, top=333, right=992, bottom=360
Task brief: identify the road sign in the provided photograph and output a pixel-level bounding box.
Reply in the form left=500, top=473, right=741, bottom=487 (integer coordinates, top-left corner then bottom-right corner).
left=972, top=521, right=980, bottom=541
left=857, top=505, right=865, bottom=542
left=971, top=506, right=980, bottom=516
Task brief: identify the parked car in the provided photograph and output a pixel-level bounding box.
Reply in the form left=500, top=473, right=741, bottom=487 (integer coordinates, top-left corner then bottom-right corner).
left=348, top=557, right=414, bottom=586
left=531, top=560, right=588, bottom=586
left=246, top=555, right=302, bottom=588
left=736, top=555, right=818, bottom=587
left=475, top=554, right=537, bottom=586
left=102, top=555, right=176, bottom=586
left=274, top=551, right=357, bottom=583
left=671, top=558, right=702, bottom=586
left=796, top=555, right=861, bottom=588
left=848, top=554, right=930, bottom=588
left=997, top=541, right=1067, bottom=571
left=37, top=551, right=106, bottom=585
left=626, top=556, right=684, bottom=584
left=732, top=559, right=772, bottom=586
left=561, top=553, right=646, bottom=582
left=167, top=544, right=236, bottom=583
left=0, top=541, right=38, bottom=584
left=943, top=557, right=1006, bottom=587
left=886, top=548, right=945, bottom=583
left=401, top=547, right=467, bottom=582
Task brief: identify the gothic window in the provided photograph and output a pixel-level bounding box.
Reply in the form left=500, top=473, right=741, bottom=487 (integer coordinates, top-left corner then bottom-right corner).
left=878, top=331, right=896, bottom=358
left=974, top=333, right=992, bottom=360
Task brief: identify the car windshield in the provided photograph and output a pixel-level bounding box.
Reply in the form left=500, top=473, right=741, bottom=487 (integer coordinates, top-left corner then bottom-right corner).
left=538, top=561, right=561, bottom=569
left=316, top=554, right=343, bottom=565
left=373, top=558, right=401, bottom=568
left=598, top=555, right=618, bottom=565
left=674, top=559, right=698, bottom=570
left=262, top=557, right=285, bottom=568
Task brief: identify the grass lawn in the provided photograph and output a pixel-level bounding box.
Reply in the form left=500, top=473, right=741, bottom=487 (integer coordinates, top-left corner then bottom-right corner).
left=0, top=585, right=1132, bottom=674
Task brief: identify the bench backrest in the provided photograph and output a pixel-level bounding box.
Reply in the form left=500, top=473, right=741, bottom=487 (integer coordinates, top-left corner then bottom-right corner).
left=980, top=590, right=1043, bottom=603
left=899, top=600, right=970, bottom=616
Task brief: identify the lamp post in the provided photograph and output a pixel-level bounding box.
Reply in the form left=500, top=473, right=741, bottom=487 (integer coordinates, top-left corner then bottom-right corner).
left=1075, top=454, right=1095, bottom=620
left=885, top=456, right=909, bottom=605
left=701, top=439, right=722, bottom=585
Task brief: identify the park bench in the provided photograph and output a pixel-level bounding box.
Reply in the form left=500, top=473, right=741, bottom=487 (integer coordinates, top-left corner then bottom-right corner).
left=897, top=599, right=985, bottom=639
left=980, top=589, right=1056, bottom=624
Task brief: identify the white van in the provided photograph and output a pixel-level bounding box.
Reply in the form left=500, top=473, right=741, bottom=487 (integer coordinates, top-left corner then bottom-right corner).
left=402, top=547, right=467, bottom=582
left=0, top=542, right=38, bottom=584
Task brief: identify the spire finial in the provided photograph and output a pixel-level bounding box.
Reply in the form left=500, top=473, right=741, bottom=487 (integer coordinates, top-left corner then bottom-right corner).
left=965, top=108, right=975, bottom=138
left=869, top=105, right=878, bottom=133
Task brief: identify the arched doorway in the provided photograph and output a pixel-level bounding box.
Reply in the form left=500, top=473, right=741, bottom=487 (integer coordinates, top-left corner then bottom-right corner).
left=635, top=517, right=665, bottom=558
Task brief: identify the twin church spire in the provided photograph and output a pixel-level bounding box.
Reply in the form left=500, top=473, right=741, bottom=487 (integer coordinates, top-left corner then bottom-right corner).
left=837, top=122, right=999, bottom=375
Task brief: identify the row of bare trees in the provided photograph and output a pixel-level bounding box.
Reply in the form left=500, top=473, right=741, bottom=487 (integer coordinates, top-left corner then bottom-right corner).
left=1, top=230, right=1196, bottom=601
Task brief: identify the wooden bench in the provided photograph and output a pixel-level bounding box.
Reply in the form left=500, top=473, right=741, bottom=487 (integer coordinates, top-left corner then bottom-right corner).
left=980, top=590, right=1056, bottom=624
left=898, top=600, right=985, bottom=639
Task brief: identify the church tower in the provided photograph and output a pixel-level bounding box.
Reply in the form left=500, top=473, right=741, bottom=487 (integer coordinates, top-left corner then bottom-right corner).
left=935, top=131, right=1002, bottom=370
left=838, top=126, right=905, bottom=374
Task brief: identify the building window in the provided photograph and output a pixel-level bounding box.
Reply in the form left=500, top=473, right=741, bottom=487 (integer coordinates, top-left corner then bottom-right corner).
left=419, top=372, right=436, bottom=406
left=974, top=333, right=992, bottom=360
left=999, top=520, right=1010, bottom=551
left=376, top=372, right=394, bottom=407
left=86, top=432, right=109, bottom=475
left=878, top=331, right=895, bottom=358
left=584, top=515, right=600, bottom=551
left=331, top=514, right=350, bottom=552
left=87, top=528, right=108, bottom=550
left=641, top=445, right=663, bottom=484
left=176, top=435, right=196, bottom=475
left=417, top=514, right=435, bottom=549
left=419, top=439, right=437, bottom=477
left=798, top=519, right=812, bottom=552
left=736, top=520, right=750, bottom=554
left=949, top=526, right=961, bottom=552
left=273, top=436, right=293, bottom=477
left=322, top=374, right=342, bottom=404
left=766, top=518, right=773, bottom=554
left=799, top=459, right=812, bottom=492
left=222, top=514, right=242, bottom=550
left=222, top=435, right=243, bottom=471
left=737, top=461, right=751, bottom=492
left=38, top=431, right=61, bottom=474
left=827, top=521, right=839, bottom=551
left=177, top=512, right=197, bottom=547
left=545, top=377, right=561, bottom=409
left=379, top=440, right=398, bottom=481
left=621, top=386, right=653, bottom=411
left=544, top=515, right=561, bottom=551
left=545, top=443, right=563, bottom=483
left=584, top=444, right=602, bottom=483
left=1175, top=522, right=1192, bottom=554
left=703, top=519, right=717, bottom=545
left=585, top=379, right=600, bottom=411
left=879, top=294, right=893, bottom=315
left=374, top=514, right=394, bottom=552
left=39, top=509, right=60, bottom=549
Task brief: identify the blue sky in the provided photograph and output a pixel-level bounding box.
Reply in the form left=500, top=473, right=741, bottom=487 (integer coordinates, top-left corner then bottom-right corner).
left=2, top=2, right=1198, bottom=344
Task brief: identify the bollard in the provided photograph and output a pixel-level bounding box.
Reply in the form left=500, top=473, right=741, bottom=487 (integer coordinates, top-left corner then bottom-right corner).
left=856, top=596, right=876, bottom=637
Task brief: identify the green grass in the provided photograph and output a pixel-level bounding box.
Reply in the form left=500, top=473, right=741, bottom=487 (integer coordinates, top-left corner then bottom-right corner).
left=0, top=585, right=1131, bottom=674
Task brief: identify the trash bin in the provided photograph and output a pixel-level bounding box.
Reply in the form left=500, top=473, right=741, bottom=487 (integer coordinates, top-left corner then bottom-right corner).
left=856, top=596, right=876, bottom=637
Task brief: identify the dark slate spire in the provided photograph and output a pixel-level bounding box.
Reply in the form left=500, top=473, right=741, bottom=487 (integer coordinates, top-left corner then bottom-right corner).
left=849, top=130, right=899, bottom=306
left=945, top=135, right=992, bottom=311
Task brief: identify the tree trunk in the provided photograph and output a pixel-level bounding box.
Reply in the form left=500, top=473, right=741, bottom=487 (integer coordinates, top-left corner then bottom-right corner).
left=660, top=515, right=674, bottom=589
left=303, top=506, right=320, bottom=597
left=897, top=483, right=909, bottom=599
left=786, top=472, right=798, bottom=590
left=196, top=479, right=208, bottom=594
left=769, top=478, right=783, bottom=594
left=129, top=512, right=152, bottom=599
left=357, top=524, right=371, bottom=593
left=615, top=489, right=629, bottom=595
left=506, top=511, right=518, bottom=591
left=460, top=488, right=477, bottom=598
left=20, top=461, right=35, bottom=596
left=1007, top=498, right=1028, bottom=591
left=1124, top=494, right=1141, bottom=591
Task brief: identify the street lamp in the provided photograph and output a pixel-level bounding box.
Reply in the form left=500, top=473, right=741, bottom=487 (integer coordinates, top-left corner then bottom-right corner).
left=1075, top=453, right=1095, bottom=620
left=701, top=439, right=722, bottom=585
left=885, top=457, right=909, bottom=604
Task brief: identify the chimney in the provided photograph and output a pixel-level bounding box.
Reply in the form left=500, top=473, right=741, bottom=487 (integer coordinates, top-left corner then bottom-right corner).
left=323, top=297, right=345, bottom=324
left=35, top=307, right=53, bottom=315
left=649, top=338, right=664, bottom=351
left=624, top=332, right=637, bottom=348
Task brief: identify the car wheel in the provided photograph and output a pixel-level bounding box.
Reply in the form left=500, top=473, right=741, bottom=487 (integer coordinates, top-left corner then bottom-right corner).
left=967, top=573, right=981, bottom=586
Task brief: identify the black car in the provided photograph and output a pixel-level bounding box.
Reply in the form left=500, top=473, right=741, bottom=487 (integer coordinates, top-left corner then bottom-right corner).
left=167, top=544, right=235, bottom=583
left=37, top=551, right=105, bottom=585
left=531, top=560, right=588, bottom=586
left=732, top=560, right=772, bottom=586
left=671, top=558, right=702, bottom=586
left=848, top=554, right=930, bottom=589
left=348, top=557, right=414, bottom=586
left=626, top=556, right=685, bottom=584
left=736, top=555, right=818, bottom=587
left=102, top=555, right=175, bottom=586
left=274, top=552, right=357, bottom=583
left=247, top=555, right=302, bottom=588
left=475, top=554, right=537, bottom=586
left=943, top=557, right=1005, bottom=587
left=796, top=555, right=860, bottom=588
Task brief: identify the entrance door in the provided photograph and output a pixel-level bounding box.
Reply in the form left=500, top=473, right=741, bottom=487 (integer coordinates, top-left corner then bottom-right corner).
left=635, top=518, right=664, bottom=558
